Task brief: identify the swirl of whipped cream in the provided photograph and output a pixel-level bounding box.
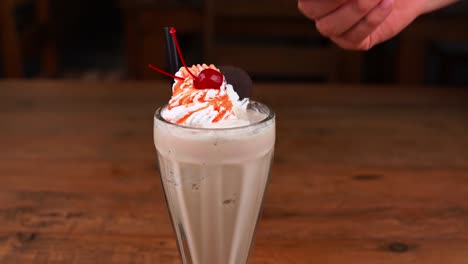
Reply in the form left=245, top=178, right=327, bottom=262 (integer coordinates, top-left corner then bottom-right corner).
left=161, top=64, right=249, bottom=127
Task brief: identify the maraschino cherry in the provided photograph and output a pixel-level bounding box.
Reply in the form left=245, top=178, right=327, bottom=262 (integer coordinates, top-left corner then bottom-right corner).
left=148, top=27, right=224, bottom=90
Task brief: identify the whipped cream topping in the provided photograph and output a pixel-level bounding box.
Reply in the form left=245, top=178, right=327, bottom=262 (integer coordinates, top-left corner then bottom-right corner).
left=161, top=64, right=249, bottom=127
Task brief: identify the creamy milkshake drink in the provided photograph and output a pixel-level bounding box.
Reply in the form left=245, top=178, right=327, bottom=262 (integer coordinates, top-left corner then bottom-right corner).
left=153, top=63, right=275, bottom=264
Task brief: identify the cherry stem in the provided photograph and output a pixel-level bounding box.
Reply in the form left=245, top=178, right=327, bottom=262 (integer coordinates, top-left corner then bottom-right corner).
left=169, top=27, right=198, bottom=80
left=148, top=64, right=184, bottom=80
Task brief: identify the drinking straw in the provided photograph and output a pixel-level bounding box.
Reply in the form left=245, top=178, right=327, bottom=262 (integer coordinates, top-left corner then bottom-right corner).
left=164, top=27, right=180, bottom=74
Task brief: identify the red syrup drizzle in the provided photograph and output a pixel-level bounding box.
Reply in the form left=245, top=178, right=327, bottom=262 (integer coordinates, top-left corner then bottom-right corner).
left=148, top=27, right=223, bottom=90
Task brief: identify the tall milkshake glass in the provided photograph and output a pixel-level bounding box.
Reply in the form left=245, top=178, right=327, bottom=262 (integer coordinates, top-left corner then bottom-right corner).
left=154, top=101, right=275, bottom=264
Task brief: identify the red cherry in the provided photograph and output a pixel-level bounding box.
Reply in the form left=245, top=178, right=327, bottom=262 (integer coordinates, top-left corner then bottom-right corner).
left=169, top=28, right=222, bottom=90
left=194, top=68, right=224, bottom=89
left=148, top=27, right=224, bottom=90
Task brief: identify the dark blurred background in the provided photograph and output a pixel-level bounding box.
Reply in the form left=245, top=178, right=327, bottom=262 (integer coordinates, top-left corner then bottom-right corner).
left=1, top=0, right=467, bottom=85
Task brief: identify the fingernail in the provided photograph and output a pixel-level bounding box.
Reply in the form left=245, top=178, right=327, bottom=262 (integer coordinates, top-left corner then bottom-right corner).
left=380, top=0, right=394, bottom=9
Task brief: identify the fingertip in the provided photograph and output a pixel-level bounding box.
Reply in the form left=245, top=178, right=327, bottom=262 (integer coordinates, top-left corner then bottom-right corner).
left=316, top=19, right=336, bottom=37
left=297, top=0, right=305, bottom=12
left=332, top=36, right=375, bottom=51
left=297, top=0, right=316, bottom=20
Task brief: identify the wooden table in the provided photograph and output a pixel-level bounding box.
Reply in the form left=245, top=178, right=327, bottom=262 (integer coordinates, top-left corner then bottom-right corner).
left=1, top=81, right=468, bottom=263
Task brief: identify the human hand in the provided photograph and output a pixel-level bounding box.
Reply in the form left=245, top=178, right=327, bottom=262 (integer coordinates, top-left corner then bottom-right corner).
left=298, top=0, right=459, bottom=50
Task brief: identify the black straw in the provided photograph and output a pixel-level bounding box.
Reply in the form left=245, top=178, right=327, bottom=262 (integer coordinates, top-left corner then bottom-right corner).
left=164, top=27, right=180, bottom=75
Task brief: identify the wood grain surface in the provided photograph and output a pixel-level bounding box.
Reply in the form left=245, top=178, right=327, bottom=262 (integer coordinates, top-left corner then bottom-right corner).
left=1, top=81, right=468, bottom=263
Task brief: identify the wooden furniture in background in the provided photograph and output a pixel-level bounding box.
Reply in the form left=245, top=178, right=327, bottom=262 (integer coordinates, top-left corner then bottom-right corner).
left=0, top=0, right=57, bottom=78
left=120, top=0, right=203, bottom=80
left=205, top=0, right=362, bottom=82
left=1, top=80, right=468, bottom=262
left=398, top=14, right=468, bottom=84
left=120, top=0, right=362, bottom=82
